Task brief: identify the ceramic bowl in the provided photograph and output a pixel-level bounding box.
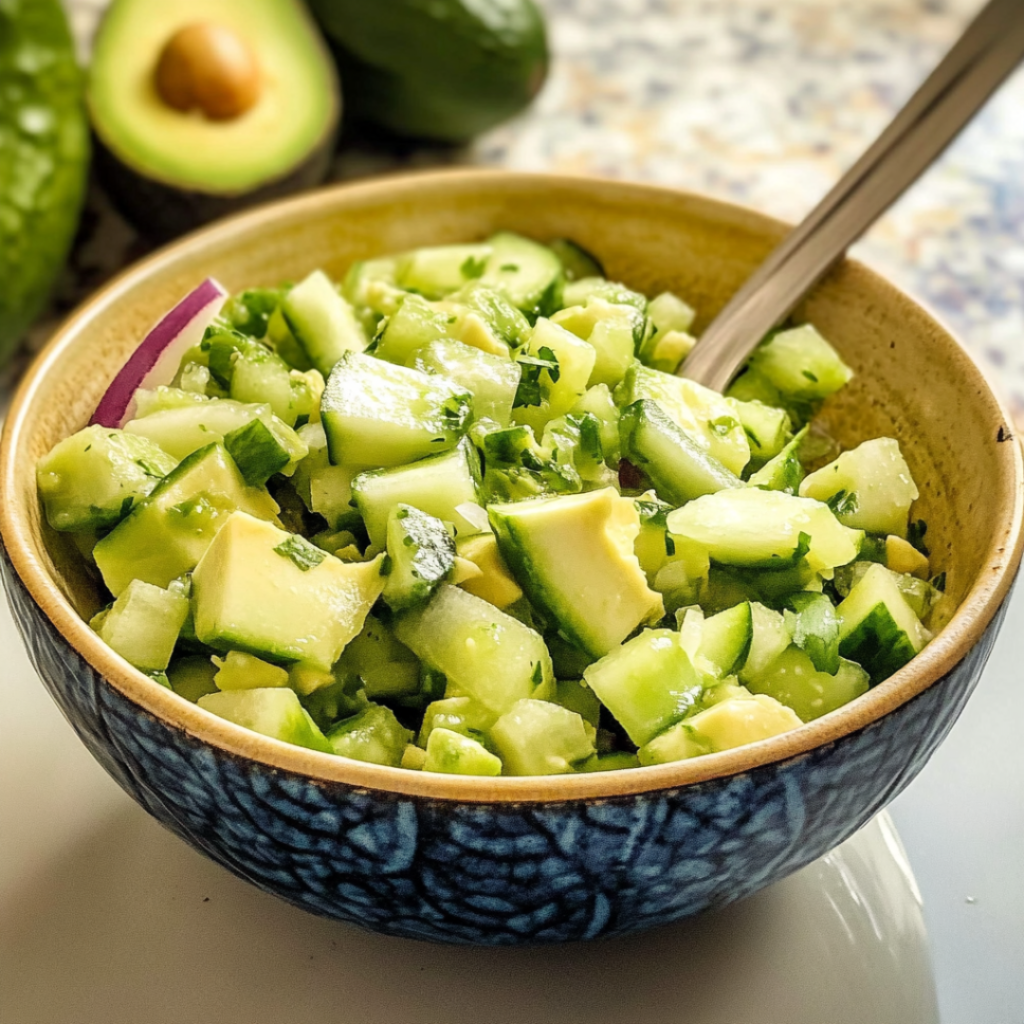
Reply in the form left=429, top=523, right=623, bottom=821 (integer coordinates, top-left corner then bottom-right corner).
left=2, top=170, right=1020, bottom=945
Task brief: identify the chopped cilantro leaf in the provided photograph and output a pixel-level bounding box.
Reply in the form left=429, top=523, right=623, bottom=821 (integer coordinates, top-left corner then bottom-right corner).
left=460, top=254, right=488, bottom=279
left=802, top=369, right=819, bottom=383
left=825, top=489, right=859, bottom=516
left=274, top=534, right=326, bottom=572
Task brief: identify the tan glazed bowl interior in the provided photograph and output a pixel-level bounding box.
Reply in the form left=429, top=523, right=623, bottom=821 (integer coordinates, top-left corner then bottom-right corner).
left=2, top=169, right=1022, bottom=806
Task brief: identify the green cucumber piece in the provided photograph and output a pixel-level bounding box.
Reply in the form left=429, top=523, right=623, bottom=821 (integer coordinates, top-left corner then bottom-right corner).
left=800, top=437, right=920, bottom=538
left=343, top=257, right=402, bottom=317
left=747, top=425, right=808, bottom=494
left=414, top=338, right=521, bottom=426
left=204, top=326, right=298, bottom=425
left=837, top=562, right=930, bottom=682
left=326, top=704, right=412, bottom=767
left=336, top=614, right=420, bottom=699
left=423, top=727, right=502, bottom=776
left=786, top=591, right=840, bottom=674
left=727, top=398, right=792, bottom=464
left=490, top=698, right=595, bottom=776
left=418, top=696, right=498, bottom=748
left=479, top=232, right=563, bottom=317
left=167, top=656, right=219, bottom=703
left=93, top=443, right=279, bottom=596
left=571, top=384, right=621, bottom=466
left=583, top=628, right=704, bottom=746
left=548, top=239, right=604, bottom=281
left=619, top=399, right=741, bottom=505
left=450, top=282, right=532, bottom=349
left=395, top=243, right=494, bottom=299
left=738, top=602, right=793, bottom=684
left=96, top=578, right=190, bottom=672
left=36, top=425, right=177, bottom=532
left=373, top=293, right=460, bottom=365
left=553, top=679, right=602, bottom=729
left=392, top=584, right=553, bottom=716
left=223, top=417, right=292, bottom=486
left=320, top=351, right=472, bottom=467
left=745, top=646, right=869, bottom=722
left=212, top=650, right=290, bottom=690
left=489, top=488, right=664, bottom=659
left=578, top=752, right=641, bottom=772
left=551, top=298, right=643, bottom=388
left=282, top=269, right=368, bottom=375
left=192, top=511, right=385, bottom=670
left=698, top=602, right=753, bottom=677
left=562, top=277, right=646, bottom=312
left=382, top=504, right=456, bottom=611
left=748, top=324, right=852, bottom=401
left=352, top=439, right=483, bottom=549
left=198, top=687, right=332, bottom=753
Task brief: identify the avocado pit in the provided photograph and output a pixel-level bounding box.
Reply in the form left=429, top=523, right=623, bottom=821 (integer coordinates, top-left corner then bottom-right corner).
left=155, top=22, right=260, bottom=121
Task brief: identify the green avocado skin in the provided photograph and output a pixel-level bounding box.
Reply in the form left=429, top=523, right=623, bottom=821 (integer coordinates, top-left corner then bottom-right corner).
left=0, top=0, right=89, bottom=364
left=308, top=0, right=548, bottom=142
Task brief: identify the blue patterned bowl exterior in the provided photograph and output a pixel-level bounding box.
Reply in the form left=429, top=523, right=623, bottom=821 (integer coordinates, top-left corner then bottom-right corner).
left=2, top=546, right=1006, bottom=945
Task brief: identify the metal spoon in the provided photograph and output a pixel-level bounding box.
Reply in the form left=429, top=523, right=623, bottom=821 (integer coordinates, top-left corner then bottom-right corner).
left=680, top=0, right=1024, bottom=392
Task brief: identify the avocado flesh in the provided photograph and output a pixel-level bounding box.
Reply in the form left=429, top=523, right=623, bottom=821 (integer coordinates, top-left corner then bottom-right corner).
left=0, top=0, right=89, bottom=365
left=88, top=0, right=338, bottom=236
left=308, top=0, right=547, bottom=141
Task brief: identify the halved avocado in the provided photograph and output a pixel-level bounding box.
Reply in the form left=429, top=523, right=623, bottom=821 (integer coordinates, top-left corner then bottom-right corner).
left=88, top=0, right=340, bottom=240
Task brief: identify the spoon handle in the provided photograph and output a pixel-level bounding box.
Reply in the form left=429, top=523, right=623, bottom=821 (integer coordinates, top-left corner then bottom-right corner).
left=681, top=0, right=1024, bottom=392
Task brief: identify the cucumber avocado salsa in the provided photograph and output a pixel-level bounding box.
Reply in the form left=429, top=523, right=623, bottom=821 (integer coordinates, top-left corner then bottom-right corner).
left=36, top=233, right=948, bottom=776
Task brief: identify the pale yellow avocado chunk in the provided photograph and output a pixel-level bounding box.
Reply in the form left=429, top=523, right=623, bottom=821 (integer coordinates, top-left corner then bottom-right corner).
left=455, top=533, right=523, bottom=609
left=192, top=511, right=385, bottom=670
left=489, top=488, right=665, bottom=659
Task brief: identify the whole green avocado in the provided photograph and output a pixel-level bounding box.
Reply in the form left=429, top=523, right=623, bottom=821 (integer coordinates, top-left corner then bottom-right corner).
left=0, top=0, right=90, bottom=364
left=307, top=0, right=548, bottom=142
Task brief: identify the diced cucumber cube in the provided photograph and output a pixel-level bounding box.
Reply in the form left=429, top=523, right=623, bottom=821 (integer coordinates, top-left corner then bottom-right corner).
left=382, top=504, right=456, bottom=611
left=551, top=297, right=643, bottom=388
left=745, top=646, right=869, bottom=722
left=571, top=384, right=621, bottom=466
left=455, top=533, right=523, bottom=609
left=666, top=489, right=862, bottom=574
left=747, top=426, right=807, bottom=494
left=479, top=232, right=564, bottom=317
left=198, top=687, right=332, bottom=752
left=414, top=339, right=521, bottom=426
left=512, top=318, right=596, bottom=434
left=320, top=351, right=472, bottom=467
left=326, top=704, right=413, bottom=767
left=553, top=679, right=602, bottom=728
left=490, top=699, right=595, bottom=776
left=282, top=270, right=369, bottom=376
left=489, top=488, right=664, bottom=659
left=223, top=418, right=291, bottom=486
left=584, top=629, right=704, bottom=746
left=638, top=693, right=801, bottom=764
left=96, top=578, right=190, bottom=672
left=343, top=257, right=402, bottom=316
left=205, top=327, right=298, bottom=425
left=213, top=650, right=290, bottom=690
left=837, top=562, right=930, bottom=682
left=418, top=696, right=498, bottom=747
left=548, top=239, right=604, bottom=282
left=396, top=243, right=494, bottom=299
left=698, top=602, right=754, bottom=677
left=336, top=614, right=421, bottom=699
left=94, top=443, right=279, bottom=596
left=578, top=752, right=641, bottom=772
left=562, top=277, right=646, bottom=312
left=373, top=293, right=461, bottom=365
left=352, top=440, right=483, bottom=548
left=290, top=422, right=359, bottom=530
left=727, top=397, right=792, bottom=464
left=36, top=425, right=177, bottom=532
left=615, top=362, right=751, bottom=475
left=748, top=324, right=853, bottom=401
left=800, top=438, right=919, bottom=538
left=402, top=744, right=428, bottom=770
left=644, top=290, right=695, bottom=339
left=392, top=585, right=553, bottom=716
left=192, top=511, right=385, bottom=670
left=450, top=281, right=532, bottom=349
left=786, top=591, right=840, bottom=673
left=167, top=656, right=219, bottom=703
left=619, top=399, right=741, bottom=505
left=424, top=727, right=502, bottom=776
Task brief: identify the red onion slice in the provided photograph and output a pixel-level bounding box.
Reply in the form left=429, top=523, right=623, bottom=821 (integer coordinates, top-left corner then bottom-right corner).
left=91, top=278, right=228, bottom=429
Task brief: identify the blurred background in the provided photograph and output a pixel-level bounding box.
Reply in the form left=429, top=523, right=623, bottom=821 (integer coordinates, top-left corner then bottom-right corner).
left=3, top=1, right=1024, bottom=1021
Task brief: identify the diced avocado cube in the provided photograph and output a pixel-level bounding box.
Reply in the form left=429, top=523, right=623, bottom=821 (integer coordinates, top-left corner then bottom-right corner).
left=192, top=511, right=385, bottom=670
left=418, top=696, right=498, bottom=747
left=745, top=646, right=869, bottom=722
left=321, top=351, right=472, bottom=467
left=489, top=488, right=664, bottom=659
left=619, top=399, right=741, bottom=505
left=223, top=417, right=291, bottom=486
left=885, top=535, right=930, bottom=578
left=423, top=727, right=502, bottom=776
left=490, top=699, right=595, bottom=776
left=96, top=578, right=190, bottom=672
left=552, top=297, right=642, bottom=388
left=583, top=629, right=704, bottom=746
left=326, top=704, right=412, bottom=767
left=614, top=362, right=751, bottom=476
left=213, top=650, right=290, bottom=691
left=36, top=425, right=177, bottom=532
left=639, top=694, right=802, bottom=765
left=382, top=504, right=456, bottom=611
left=352, top=439, right=482, bottom=548
left=837, top=562, right=931, bottom=682
left=393, top=585, right=553, bottom=716
left=93, top=443, right=279, bottom=596
left=414, top=338, right=521, bottom=426
left=282, top=269, right=368, bottom=376
left=336, top=614, right=420, bottom=699
left=454, top=533, right=523, bottom=609
left=167, top=656, right=219, bottom=703
left=198, top=688, right=331, bottom=753
left=800, top=438, right=920, bottom=538
left=666, top=488, right=862, bottom=574
left=748, top=324, right=853, bottom=401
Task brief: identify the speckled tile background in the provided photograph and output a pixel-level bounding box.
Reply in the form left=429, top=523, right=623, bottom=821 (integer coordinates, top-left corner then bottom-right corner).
left=36, top=0, right=1024, bottom=417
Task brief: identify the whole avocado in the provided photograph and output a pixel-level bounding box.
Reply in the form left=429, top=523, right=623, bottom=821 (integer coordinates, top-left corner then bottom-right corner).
left=0, top=0, right=89, bottom=364
left=307, top=0, right=548, bottom=142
